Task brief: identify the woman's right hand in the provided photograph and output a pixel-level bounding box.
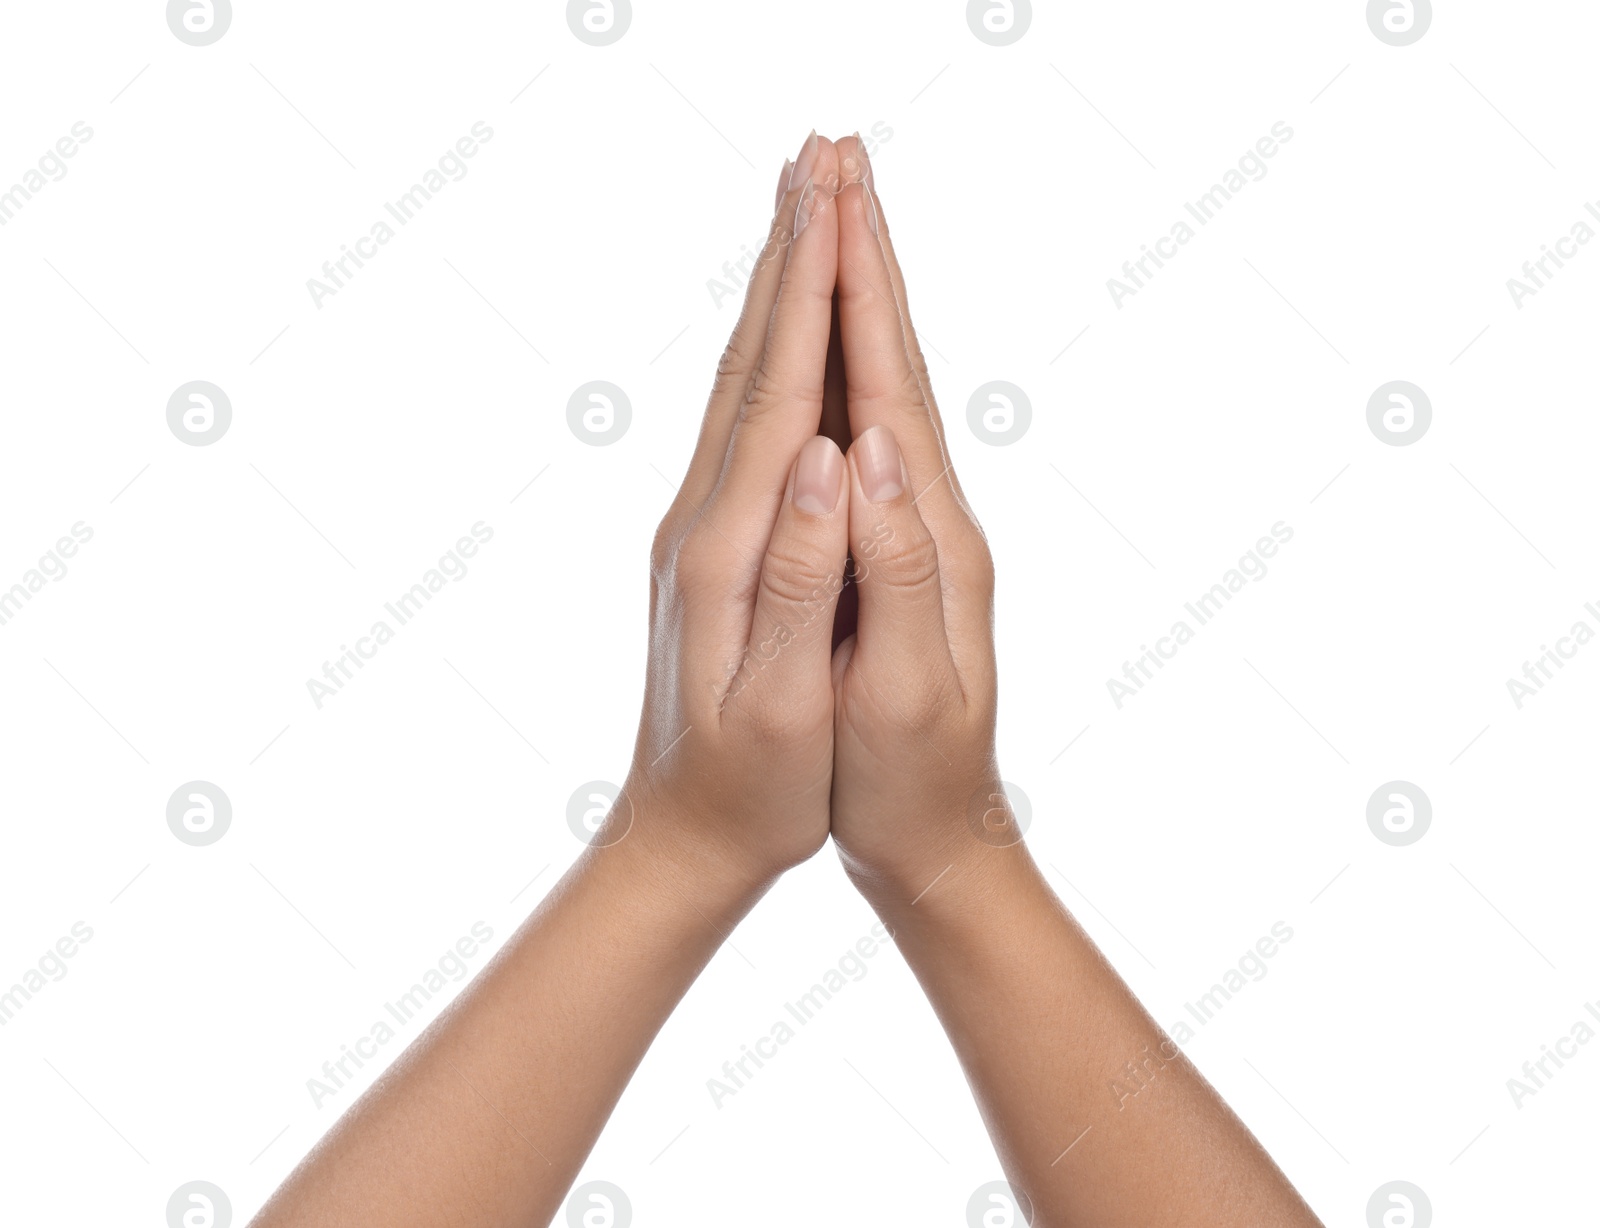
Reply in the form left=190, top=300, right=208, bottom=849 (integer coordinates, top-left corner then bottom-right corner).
left=824, top=137, right=1015, bottom=905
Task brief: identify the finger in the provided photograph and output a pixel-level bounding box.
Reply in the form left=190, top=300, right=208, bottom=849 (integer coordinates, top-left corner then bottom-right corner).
left=844, top=426, right=957, bottom=690
left=850, top=136, right=940, bottom=421
left=675, top=132, right=835, bottom=514
left=727, top=436, right=850, bottom=714
left=704, top=172, right=841, bottom=556
left=774, top=156, right=793, bottom=215
left=833, top=136, right=972, bottom=540
left=837, top=135, right=995, bottom=680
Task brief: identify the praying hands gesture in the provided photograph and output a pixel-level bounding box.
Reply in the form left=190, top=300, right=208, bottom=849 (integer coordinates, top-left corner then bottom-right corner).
left=250, top=132, right=1323, bottom=1228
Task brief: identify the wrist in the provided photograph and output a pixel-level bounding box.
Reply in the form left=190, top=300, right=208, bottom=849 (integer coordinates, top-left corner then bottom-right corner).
left=840, top=826, right=1037, bottom=927
left=602, top=775, right=777, bottom=913
left=850, top=842, right=1054, bottom=994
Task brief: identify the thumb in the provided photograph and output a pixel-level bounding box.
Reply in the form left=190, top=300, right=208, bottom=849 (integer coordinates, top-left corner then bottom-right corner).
left=729, top=436, right=850, bottom=711
left=845, top=426, right=956, bottom=684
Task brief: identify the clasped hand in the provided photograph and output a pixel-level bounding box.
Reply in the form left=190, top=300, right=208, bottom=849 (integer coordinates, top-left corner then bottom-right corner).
left=250, top=131, right=1324, bottom=1228
left=618, top=132, right=1009, bottom=907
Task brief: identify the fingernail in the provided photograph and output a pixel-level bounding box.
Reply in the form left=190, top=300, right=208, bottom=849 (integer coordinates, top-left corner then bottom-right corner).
left=788, top=129, right=818, bottom=192
left=864, top=185, right=879, bottom=236
left=855, top=426, right=903, bottom=502
left=854, top=131, right=874, bottom=190
left=794, top=178, right=817, bottom=239
left=793, top=436, right=843, bottom=515
left=774, top=158, right=793, bottom=214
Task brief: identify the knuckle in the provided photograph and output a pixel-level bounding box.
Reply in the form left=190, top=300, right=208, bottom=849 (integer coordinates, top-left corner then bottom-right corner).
left=654, top=520, right=723, bottom=596
left=741, top=360, right=784, bottom=421
left=709, top=343, right=746, bottom=402
left=866, top=526, right=941, bottom=593
left=743, top=354, right=820, bottom=423
left=759, top=539, right=839, bottom=611
left=892, top=364, right=925, bottom=404
left=906, top=337, right=933, bottom=386
left=648, top=518, right=680, bottom=586
left=673, top=524, right=719, bottom=582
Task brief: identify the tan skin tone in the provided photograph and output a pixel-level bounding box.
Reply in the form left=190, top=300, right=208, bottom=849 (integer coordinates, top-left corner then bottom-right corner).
left=249, top=134, right=1324, bottom=1228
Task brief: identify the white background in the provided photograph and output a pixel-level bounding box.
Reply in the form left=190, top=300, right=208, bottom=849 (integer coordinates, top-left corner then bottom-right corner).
left=1, top=2, right=1595, bottom=1224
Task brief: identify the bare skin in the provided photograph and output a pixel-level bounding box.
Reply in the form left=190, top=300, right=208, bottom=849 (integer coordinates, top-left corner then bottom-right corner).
left=248, top=133, right=1324, bottom=1228
left=821, top=135, right=1324, bottom=1228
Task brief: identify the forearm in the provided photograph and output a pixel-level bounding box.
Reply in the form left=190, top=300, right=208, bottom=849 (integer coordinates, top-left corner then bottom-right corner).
left=251, top=802, right=764, bottom=1228
left=857, top=845, right=1321, bottom=1228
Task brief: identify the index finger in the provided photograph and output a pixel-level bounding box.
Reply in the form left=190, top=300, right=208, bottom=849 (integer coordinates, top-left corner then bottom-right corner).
left=674, top=133, right=839, bottom=516
left=702, top=174, right=841, bottom=561
left=833, top=135, right=976, bottom=540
